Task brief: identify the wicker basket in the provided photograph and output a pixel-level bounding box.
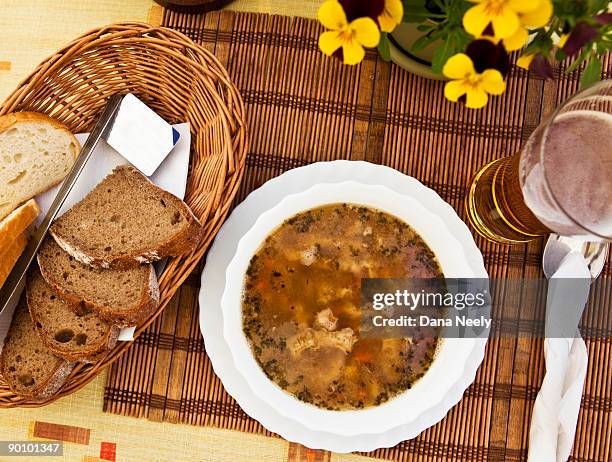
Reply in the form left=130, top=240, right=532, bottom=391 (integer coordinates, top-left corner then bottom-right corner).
left=0, top=22, right=248, bottom=407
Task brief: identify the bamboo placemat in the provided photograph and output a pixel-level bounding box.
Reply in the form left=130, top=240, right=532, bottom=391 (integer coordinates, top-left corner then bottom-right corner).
left=104, top=10, right=612, bottom=461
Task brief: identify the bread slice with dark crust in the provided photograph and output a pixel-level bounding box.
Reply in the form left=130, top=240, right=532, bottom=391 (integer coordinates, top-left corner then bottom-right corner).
left=27, top=268, right=120, bottom=362
left=0, top=296, right=75, bottom=401
left=37, top=237, right=159, bottom=327
left=49, top=165, right=203, bottom=270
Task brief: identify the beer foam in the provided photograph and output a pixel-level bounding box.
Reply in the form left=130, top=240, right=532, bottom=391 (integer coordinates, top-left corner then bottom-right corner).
left=522, top=108, right=612, bottom=237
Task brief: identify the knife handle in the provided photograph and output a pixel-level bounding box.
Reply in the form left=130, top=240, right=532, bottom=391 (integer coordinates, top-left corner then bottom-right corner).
left=0, top=94, right=124, bottom=314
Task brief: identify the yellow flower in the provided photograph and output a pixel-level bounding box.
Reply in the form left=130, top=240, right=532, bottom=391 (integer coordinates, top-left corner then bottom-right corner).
left=502, top=26, right=529, bottom=51
left=378, top=0, right=404, bottom=33
left=475, top=0, right=553, bottom=52
left=516, top=53, right=534, bottom=70
left=558, top=33, right=569, bottom=49
left=463, top=0, right=542, bottom=40
left=318, top=1, right=380, bottom=65
left=520, top=0, right=552, bottom=28
left=477, top=30, right=526, bottom=51
left=443, top=53, right=506, bottom=109
left=502, top=0, right=553, bottom=50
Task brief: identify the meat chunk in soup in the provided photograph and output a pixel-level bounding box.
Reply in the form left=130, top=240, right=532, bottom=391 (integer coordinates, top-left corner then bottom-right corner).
left=316, top=308, right=338, bottom=331
left=288, top=326, right=357, bottom=356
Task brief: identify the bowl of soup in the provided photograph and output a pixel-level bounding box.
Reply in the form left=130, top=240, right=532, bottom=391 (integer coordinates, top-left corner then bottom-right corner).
left=221, top=181, right=482, bottom=436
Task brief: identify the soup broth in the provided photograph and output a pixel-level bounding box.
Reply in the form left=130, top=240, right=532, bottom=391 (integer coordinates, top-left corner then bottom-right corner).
left=242, top=204, right=443, bottom=410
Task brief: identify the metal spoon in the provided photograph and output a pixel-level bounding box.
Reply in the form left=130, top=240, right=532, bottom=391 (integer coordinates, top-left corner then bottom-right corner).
left=542, top=234, right=609, bottom=280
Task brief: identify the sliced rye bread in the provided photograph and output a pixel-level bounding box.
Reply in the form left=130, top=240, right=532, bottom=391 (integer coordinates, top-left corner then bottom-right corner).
left=0, top=296, right=75, bottom=400
left=27, top=267, right=120, bottom=362
left=49, top=165, right=203, bottom=270
left=37, top=237, right=160, bottom=327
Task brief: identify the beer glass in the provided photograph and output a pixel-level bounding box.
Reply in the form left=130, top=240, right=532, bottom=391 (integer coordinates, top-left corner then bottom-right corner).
left=466, top=80, right=612, bottom=244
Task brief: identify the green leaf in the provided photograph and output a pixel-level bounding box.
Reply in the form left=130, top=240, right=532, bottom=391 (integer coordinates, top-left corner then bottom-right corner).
left=598, top=41, right=612, bottom=51
left=411, top=34, right=435, bottom=52
left=555, top=48, right=567, bottom=61
left=591, top=0, right=610, bottom=12
left=580, top=56, right=602, bottom=88
left=403, top=0, right=446, bottom=21
left=454, top=28, right=472, bottom=50
left=378, top=33, right=391, bottom=62
left=553, top=0, right=588, bottom=18
left=446, top=0, right=471, bottom=21
left=525, top=32, right=553, bottom=54
left=403, top=9, right=441, bottom=23
left=566, top=46, right=592, bottom=73
left=416, top=24, right=434, bottom=32
left=427, top=27, right=446, bottom=42
left=431, top=34, right=456, bottom=75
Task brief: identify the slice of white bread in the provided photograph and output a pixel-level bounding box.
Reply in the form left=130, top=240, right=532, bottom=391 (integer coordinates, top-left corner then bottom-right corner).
left=0, top=231, right=28, bottom=289
left=0, top=199, right=40, bottom=252
left=50, top=166, right=203, bottom=270
left=0, top=112, right=79, bottom=221
left=37, top=237, right=160, bottom=327
left=27, top=267, right=120, bottom=362
left=0, top=296, right=75, bottom=400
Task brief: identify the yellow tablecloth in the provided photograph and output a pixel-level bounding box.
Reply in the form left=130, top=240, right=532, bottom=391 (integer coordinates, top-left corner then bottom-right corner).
left=0, top=0, right=320, bottom=101
left=0, top=1, right=382, bottom=461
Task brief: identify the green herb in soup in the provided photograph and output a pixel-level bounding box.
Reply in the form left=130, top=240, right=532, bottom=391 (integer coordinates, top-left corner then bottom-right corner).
left=242, top=204, right=443, bottom=410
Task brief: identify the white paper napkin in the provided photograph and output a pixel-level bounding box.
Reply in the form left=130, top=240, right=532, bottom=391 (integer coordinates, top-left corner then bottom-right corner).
left=0, top=123, right=191, bottom=347
left=528, top=252, right=591, bottom=462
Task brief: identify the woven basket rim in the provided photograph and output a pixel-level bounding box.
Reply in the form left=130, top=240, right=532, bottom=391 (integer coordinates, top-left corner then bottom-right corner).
left=0, top=21, right=248, bottom=407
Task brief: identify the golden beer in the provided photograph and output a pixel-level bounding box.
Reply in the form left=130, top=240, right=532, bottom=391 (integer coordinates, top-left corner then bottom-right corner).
left=466, top=80, right=612, bottom=245
left=466, top=155, right=550, bottom=244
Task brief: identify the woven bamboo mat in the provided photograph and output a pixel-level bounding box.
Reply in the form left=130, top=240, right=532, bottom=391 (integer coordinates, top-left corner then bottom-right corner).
left=104, top=9, right=612, bottom=461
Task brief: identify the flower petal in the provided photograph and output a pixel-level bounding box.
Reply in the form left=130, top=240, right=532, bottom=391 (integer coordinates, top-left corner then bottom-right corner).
left=318, top=1, right=348, bottom=30
left=378, top=0, right=404, bottom=32
left=594, top=13, right=612, bottom=25
left=342, top=40, right=366, bottom=65
left=465, top=87, right=489, bottom=109
left=516, top=53, right=534, bottom=70
left=508, top=0, right=540, bottom=13
left=463, top=4, right=491, bottom=37
left=529, top=54, right=553, bottom=79
left=503, top=26, right=528, bottom=51
left=444, top=80, right=468, bottom=102
left=481, top=69, right=506, bottom=95
left=520, top=0, right=552, bottom=28
left=378, top=15, right=396, bottom=33
left=319, top=31, right=343, bottom=56
left=351, top=17, right=380, bottom=47
left=387, top=0, right=404, bottom=22
left=491, top=8, right=520, bottom=39
left=466, top=39, right=509, bottom=76
left=443, top=53, right=475, bottom=80
left=563, top=22, right=599, bottom=56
